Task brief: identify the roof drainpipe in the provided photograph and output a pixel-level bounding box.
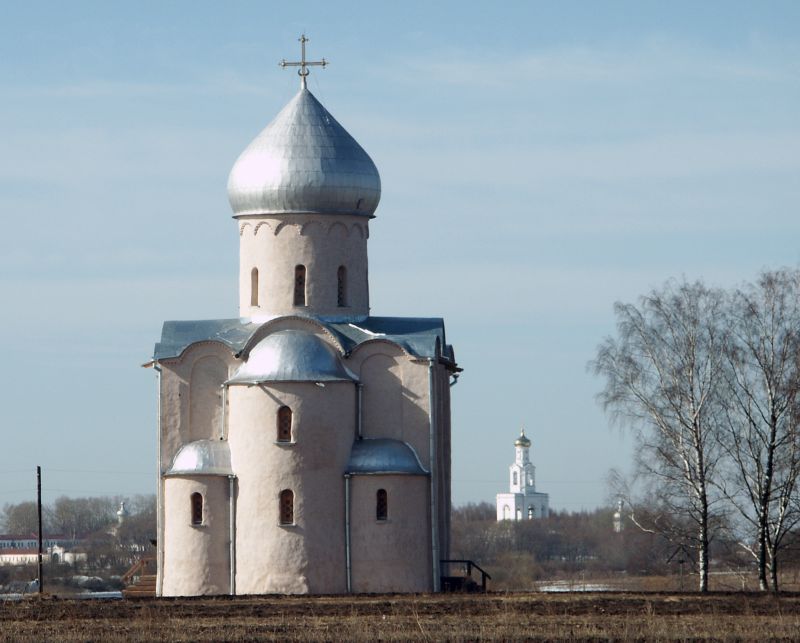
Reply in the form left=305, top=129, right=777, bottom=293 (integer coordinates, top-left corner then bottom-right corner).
left=356, top=383, right=363, bottom=439
left=153, top=362, right=165, bottom=597
left=344, top=474, right=352, bottom=593
left=228, top=474, right=236, bottom=595
left=428, top=359, right=441, bottom=592
left=219, top=384, right=229, bottom=440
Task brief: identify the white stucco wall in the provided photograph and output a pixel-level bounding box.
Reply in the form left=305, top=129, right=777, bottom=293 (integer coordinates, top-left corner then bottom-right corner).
left=227, top=381, right=356, bottom=594
left=349, top=475, right=432, bottom=593
left=238, top=214, right=370, bottom=319
left=159, top=342, right=237, bottom=470
left=162, top=476, right=231, bottom=596
left=348, top=343, right=432, bottom=468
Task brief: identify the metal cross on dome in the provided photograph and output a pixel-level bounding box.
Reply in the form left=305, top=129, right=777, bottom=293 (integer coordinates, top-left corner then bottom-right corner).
left=280, top=34, right=328, bottom=88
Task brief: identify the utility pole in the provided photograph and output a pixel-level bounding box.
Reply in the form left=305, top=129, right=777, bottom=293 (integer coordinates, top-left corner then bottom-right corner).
left=37, top=465, right=43, bottom=595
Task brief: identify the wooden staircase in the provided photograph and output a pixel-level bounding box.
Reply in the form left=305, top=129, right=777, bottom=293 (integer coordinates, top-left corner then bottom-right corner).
left=121, top=556, right=157, bottom=598
left=440, top=559, right=491, bottom=593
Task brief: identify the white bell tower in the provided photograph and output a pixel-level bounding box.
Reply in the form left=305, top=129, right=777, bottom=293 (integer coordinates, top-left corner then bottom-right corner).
left=508, top=429, right=535, bottom=494
left=496, top=428, right=549, bottom=521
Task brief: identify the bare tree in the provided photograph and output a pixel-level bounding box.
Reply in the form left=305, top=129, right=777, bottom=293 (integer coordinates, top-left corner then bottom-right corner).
left=591, top=280, right=727, bottom=591
left=719, top=269, right=800, bottom=591
left=1, top=501, right=42, bottom=535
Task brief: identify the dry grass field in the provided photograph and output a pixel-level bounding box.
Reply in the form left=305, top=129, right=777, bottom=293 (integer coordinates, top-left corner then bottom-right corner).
left=1, top=591, right=799, bottom=641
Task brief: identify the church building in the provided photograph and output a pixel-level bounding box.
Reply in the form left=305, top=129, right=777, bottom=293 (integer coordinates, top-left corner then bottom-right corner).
left=496, top=430, right=549, bottom=521
left=147, top=38, right=458, bottom=596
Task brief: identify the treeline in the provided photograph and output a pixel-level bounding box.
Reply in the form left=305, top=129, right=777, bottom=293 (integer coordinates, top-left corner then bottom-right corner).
left=591, top=268, right=800, bottom=592
left=1, top=495, right=155, bottom=577
left=451, top=503, right=673, bottom=589
left=450, top=503, right=798, bottom=590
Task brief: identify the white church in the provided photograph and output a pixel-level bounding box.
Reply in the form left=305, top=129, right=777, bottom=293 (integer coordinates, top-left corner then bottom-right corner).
left=147, top=38, right=459, bottom=596
left=496, top=430, right=549, bottom=521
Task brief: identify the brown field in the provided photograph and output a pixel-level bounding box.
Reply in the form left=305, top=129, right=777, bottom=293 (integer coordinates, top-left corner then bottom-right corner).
left=2, top=592, right=800, bottom=642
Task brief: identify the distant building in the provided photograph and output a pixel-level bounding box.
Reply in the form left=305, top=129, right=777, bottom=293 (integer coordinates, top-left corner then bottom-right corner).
left=496, top=429, right=549, bottom=521
left=0, top=544, right=86, bottom=566
left=613, top=499, right=624, bottom=533
left=0, top=535, right=79, bottom=550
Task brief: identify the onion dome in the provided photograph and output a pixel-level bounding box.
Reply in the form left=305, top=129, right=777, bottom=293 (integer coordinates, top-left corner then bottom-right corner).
left=166, top=440, right=233, bottom=477
left=116, top=502, right=129, bottom=524
left=227, top=329, right=357, bottom=384
left=347, top=439, right=428, bottom=475
left=227, top=87, right=381, bottom=217
left=515, top=428, right=531, bottom=448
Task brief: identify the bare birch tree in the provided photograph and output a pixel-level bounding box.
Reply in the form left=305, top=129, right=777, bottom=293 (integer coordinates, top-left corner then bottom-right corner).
left=591, top=281, right=726, bottom=591
left=719, top=269, right=800, bottom=591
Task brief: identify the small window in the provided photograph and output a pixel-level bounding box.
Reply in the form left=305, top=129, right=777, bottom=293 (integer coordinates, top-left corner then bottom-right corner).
left=512, top=471, right=518, bottom=486
left=277, top=406, right=292, bottom=442
left=337, top=265, right=347, bottom=307
left=376, top=489, right=388, bottom=521
left=191, top=492, right=203, bottom=526
left=528, top=506, right=534, bottom=520
left=250, top=267, right=259, bottom=307
left=279, top=489, right=294, bottom=525
left=294, top=265, right=306, bottom=306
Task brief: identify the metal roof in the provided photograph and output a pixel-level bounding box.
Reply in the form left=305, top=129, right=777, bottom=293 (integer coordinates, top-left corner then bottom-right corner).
left=346, top=438, right=428, bottom=476
left=227, top=87, right=381, bottom=218
left=165, top=440, right=233, bottom=477
left=153, top=316, right=450, bottom=362
left=227, top=329, right=357, bottom=384
left=153, top=318, right=259, bottom=361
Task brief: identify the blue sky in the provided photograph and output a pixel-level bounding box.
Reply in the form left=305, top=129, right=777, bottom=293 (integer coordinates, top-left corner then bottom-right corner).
left=1, top=1, right=798, bottom=510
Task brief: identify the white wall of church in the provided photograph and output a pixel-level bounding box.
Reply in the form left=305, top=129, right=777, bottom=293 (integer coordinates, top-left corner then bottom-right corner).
left=162, top=476, right=231, bottom=596
left=349, top=342, right=432, bottom=468
left=350, top=475, right=432, bottom=593
left=159, top=342, right=236, bottom=469
left=238, top=214, right=370, bottom=319
left=226, top=381, right=355, bottom=594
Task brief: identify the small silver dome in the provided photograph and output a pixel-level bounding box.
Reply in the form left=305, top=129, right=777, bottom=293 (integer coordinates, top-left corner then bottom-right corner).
left=227, top=87, right=381, bottom=217
left=347, top=439, right=428, bottom=475
left=166, top=440, right=233, bottom=477
left=228, top=329, right=357, bottom=384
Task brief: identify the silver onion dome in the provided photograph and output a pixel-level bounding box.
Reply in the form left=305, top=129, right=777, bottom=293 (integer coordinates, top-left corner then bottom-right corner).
left=166, top=440, right=233, bottom=477
left=227, top=87, right=381, bottom=217
left=227, top=329, right=357, bottom=384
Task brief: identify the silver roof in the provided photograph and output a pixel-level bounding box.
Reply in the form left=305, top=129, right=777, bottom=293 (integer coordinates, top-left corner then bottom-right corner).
left=227, top=329, right=357, bottom=384
left=347, top=438, right=428, bottom=476
left=153, top=317, right=452, bottom=363
left=227, top=87, right=381, bottom=218
left=166, top=440, right=233, bottom=477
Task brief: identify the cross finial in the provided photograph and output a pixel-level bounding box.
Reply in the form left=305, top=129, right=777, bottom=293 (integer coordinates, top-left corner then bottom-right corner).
left=279, top=34, right=328, bottom=89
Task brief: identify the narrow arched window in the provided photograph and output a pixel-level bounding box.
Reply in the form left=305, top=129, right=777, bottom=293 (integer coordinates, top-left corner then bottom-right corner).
left=277, top=406, right=292, bottom=442
left=503, top=505, right=510, bottom=520
left=279, top=489, right=294, bottom=525
left=191, top=492, right=203, bottom=526
left=376, top=488, right=388, bottom=521
left=528, top=506, right=534, bottom=520
left=512, top=471, right=518, bottom=486
left=250, top=268, right=259, bottom=307
left=294, top=265, right=306, bottom=306
left=337, top=265, right=347, bottom=307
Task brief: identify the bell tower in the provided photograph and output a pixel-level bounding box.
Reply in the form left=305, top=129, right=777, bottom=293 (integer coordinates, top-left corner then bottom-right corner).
left=508, top=428, right=536, bottom=493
